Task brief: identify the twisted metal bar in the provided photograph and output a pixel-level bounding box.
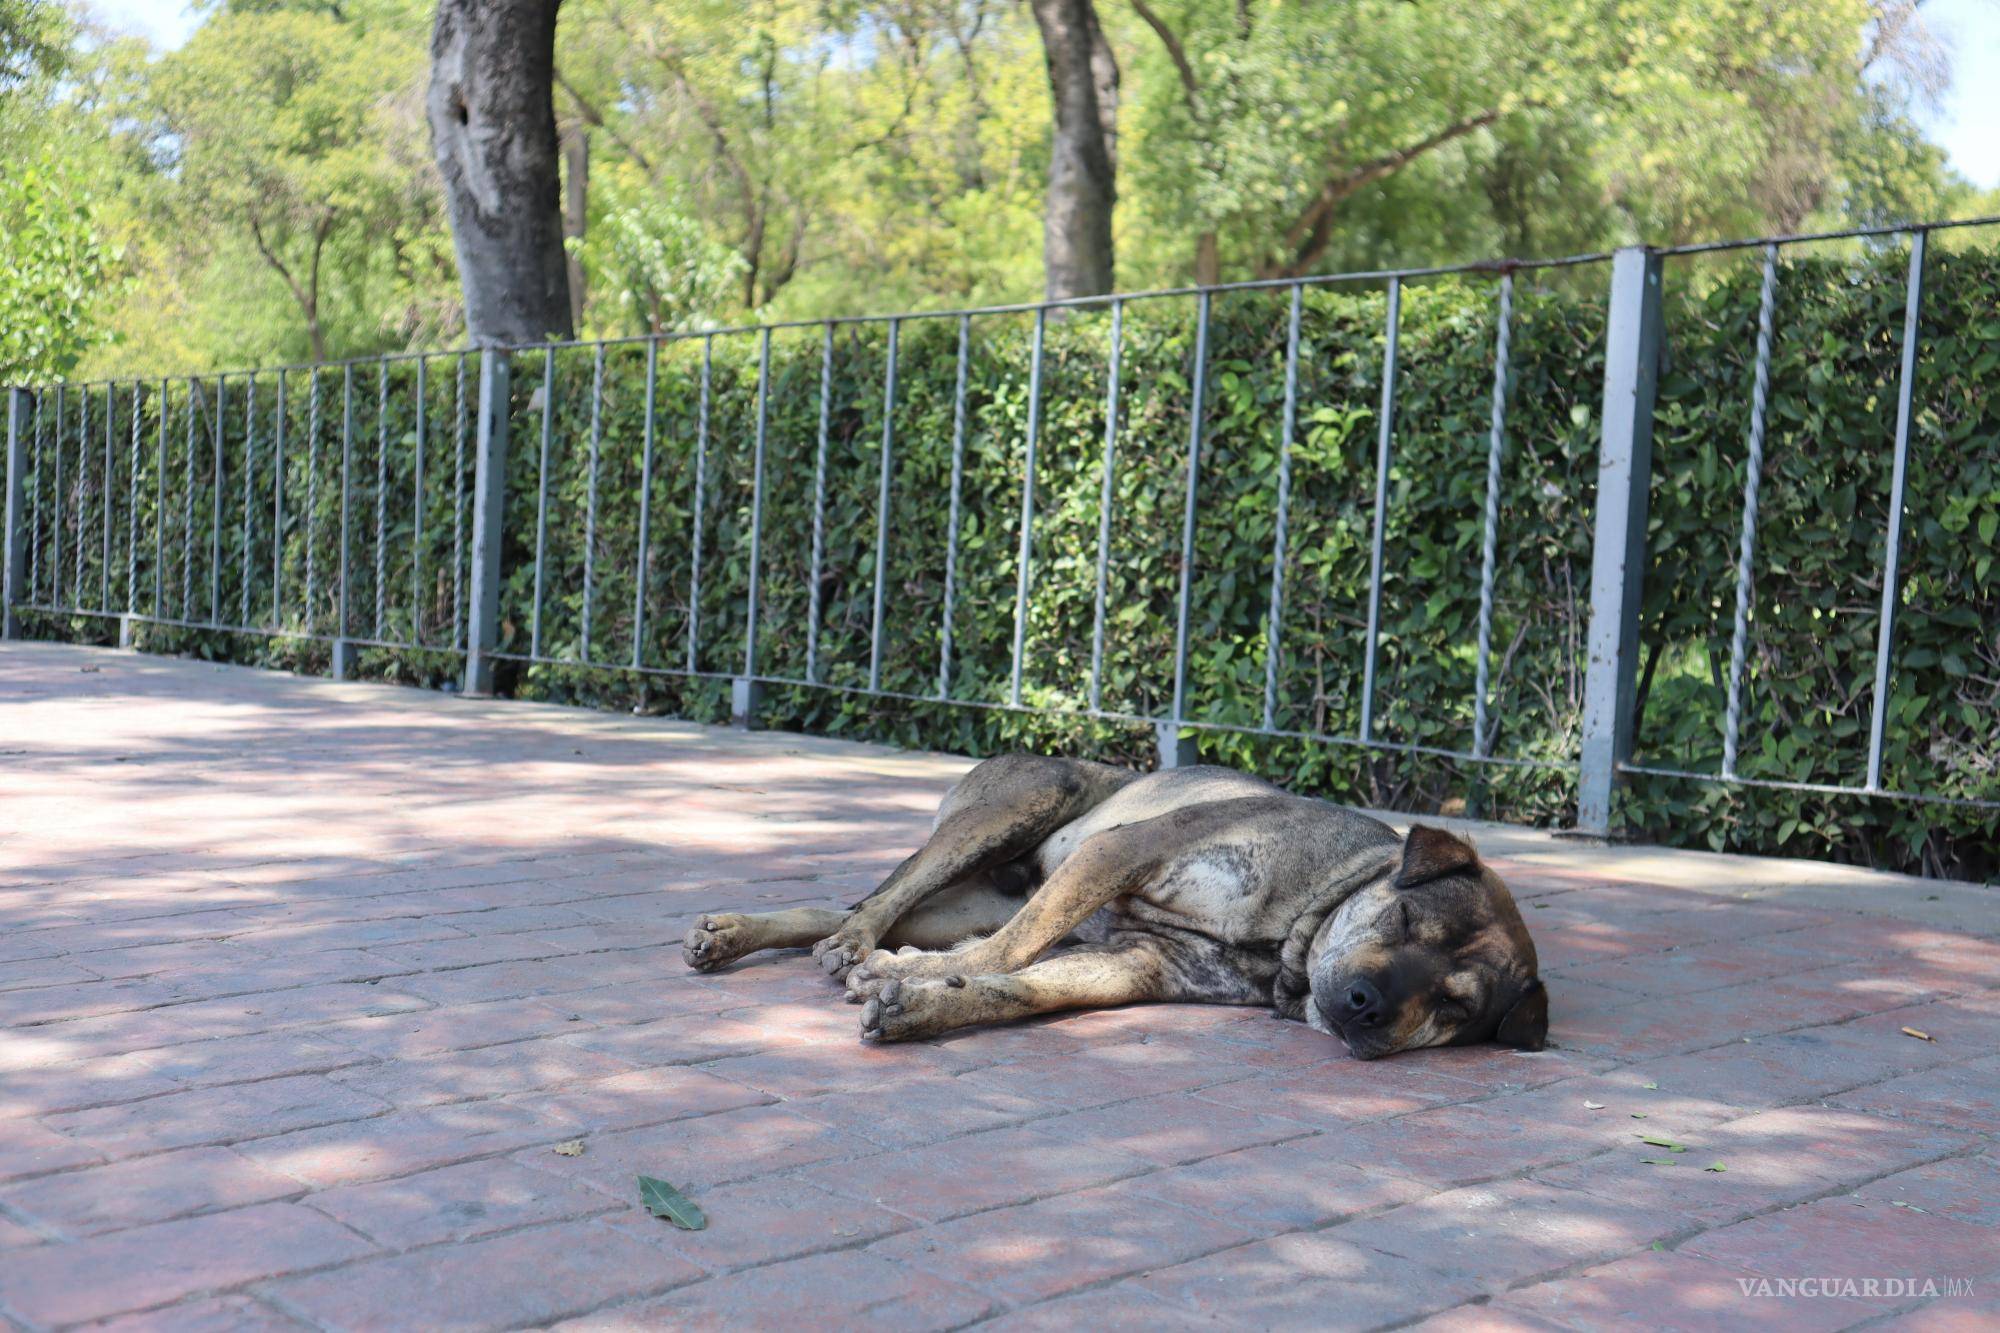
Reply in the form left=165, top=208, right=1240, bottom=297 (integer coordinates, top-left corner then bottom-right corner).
left=687, top=338, right=712, bottom=675
left=632, top=338, right=658, bottom=672
left=452, top=353, right=466, bottom=649
left=1722, top=245, right=1779, bottom=780
left=1170, top=291, right=1213, bottom=727
left=746, top=329, right=773, bottom=679
left=1262, top=285, right=1303, bottom=733
left=272, top=371, right=286, bottom=627
left=76, top=383, right=88, bottom=604
left=531, top=347, right=554, bottom=658
left=411, top=358, right=425, bottom=645
left=1089, top=300, right=1123, bottom=714
left=807, top=324, right=833, bottom=683
left=1471, top=272, right=1514, bottom=759
left=305, top=372, right=322, bottom=632
left=128, top=383, right=141, bottom=613
left=241, top=376, right=256, bottom=626
left=1010, top=308, right=1046, bottom=708
left=1359, top=279, right=1401, bottom=744
left=375, top=362, right=388, bottom=639
left=582, top=345, right=602, bottom=661
left=938, top=314, right=971, bottom=701
left=868, top=320, right=897, bottom=692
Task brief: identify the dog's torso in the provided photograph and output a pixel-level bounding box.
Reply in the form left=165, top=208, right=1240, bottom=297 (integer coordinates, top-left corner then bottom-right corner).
left=1017, top=766, right=1405, bottom=1004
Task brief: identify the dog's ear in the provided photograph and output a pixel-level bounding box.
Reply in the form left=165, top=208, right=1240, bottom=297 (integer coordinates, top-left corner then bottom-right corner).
left=1494, top=977, right=1548, bottom=1051
left=1394, top=825, right=1480, bottom=889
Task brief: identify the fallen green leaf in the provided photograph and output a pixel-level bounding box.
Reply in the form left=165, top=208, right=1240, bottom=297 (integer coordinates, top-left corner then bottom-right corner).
left=1631, top=1112, right=1648, bottom=1119
left=639, top=1175, right=707, bottom=1230
left=1637, top=1135, right=1687, bottom=1152
left=1642, top=1082, right=1658, bottom=1090
left=1705, top=1162, right=1727, bottom=1173
left=1640, top=1157, right=1677, bottom=1166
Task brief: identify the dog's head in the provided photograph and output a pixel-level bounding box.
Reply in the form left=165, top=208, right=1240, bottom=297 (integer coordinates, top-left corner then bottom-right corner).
left=1304, top=826, right=1545, bottom=1060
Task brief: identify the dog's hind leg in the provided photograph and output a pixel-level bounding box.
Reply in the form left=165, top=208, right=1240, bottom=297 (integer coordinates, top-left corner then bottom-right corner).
left=682, top=907, right=846, bottom=972
left=859, top=941, right=1171, bottom=1042
left=682, top=879, right=1021, bottom=974
left=810, top=753, right=1134, bottom=979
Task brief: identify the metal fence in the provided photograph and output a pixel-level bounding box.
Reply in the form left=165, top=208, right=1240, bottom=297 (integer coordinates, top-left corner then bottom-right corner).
left=5, top=217, right=1997, bottom=833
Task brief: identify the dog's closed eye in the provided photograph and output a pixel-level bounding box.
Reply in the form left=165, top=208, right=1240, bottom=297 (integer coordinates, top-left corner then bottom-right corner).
left=1399, top=901, right=1412, bottom=943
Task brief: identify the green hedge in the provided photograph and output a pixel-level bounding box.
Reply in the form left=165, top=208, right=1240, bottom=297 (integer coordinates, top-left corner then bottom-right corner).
left=18, top=245, right=1999, bottom=878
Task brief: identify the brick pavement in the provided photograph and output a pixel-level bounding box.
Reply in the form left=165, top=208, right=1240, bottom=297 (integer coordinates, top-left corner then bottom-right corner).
left=0, top=641, right=1994, bottom=1330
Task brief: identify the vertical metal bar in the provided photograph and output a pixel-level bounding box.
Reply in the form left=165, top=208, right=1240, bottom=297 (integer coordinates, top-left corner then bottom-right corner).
left=374, top=361, right=388, bottom=639
left=411, top=358, right=425, bottom=645
left=806, top=324, right=832, bottom=683
left=804, top=322, right=828, bottom=680
left=1865, top=229, right=1927, bottom=793
left=1262, top=284, right=1304, bottom=733
left=1721, top=245, right=1779, bottom=780
left=153, top=379, right=165, bottom=619
left=180, top=381, right=193, bottom=616
left=51, top=385, right=62, bottom=609
left=687, top=336, right=712, bottom=675
left=1358, top=279, right=1401, bottom=744
left=240, top=375, right=256, bottom=625
left=127, top=383, right=141, bottom=614
left=75, top=384, right=88, bottom=605
left=210, top=376, right=224, bottom=623
left=339, top=368, right=354, bottom=641
left=280, top=377, right=298, bottom=626
left=75, top=383, right=87, bottom=604
left=1471, top=272, right=1515, bottom=759
left=464, top=348, right=512, bottom=694
left=452, top=354, right=466, bottom=649
left=630, top=338, right=657, bottom=671
left=582, top=344, right=602, bottom=662
left=1170, top=291, right=1213, bottom=727
left=867, top=319, right=898, bottom=692
left=745, top=328, right=773, bottom=679
left=29, top=390, right=42, bottom=604
left=1009, top=309, right=1047, bottom=708
left=1577, top=247, right=1666, bottom=835
left=938, top=314, right=971, bottom=700
left=305, top=372, right=322, bottom=632
left=1087, top=301, right=1125, bottom=713
left=101, top=383, right=114, bottom=611
left=531, top=346, right=554, bottom=658
left=2, top=389, right=26, bottom=639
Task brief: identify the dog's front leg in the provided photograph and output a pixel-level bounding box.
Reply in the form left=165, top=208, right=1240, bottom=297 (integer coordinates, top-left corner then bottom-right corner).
left=860, top=942, right=1167, bottom=1042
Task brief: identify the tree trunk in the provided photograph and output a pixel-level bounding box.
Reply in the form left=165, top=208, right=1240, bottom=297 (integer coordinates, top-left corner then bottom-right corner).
left=561, top=123, right=589, bottom=333
left=1193, top=231, right=1219, bottom=285
left=428, top=0, right=574, bottom=345
left=1029, top=0, right=1118, bottom=301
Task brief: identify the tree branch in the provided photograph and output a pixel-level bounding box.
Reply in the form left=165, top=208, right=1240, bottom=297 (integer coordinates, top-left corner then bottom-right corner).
left=1268, top=108, right=1505, bottom=278
left=1129, top=0, right=1200, bottom=115
left=554, top=65, right=656, bottom=177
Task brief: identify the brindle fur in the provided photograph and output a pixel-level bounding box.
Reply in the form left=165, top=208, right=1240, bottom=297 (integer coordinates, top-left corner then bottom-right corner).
left=680, top=756, right=1547, bottom=1058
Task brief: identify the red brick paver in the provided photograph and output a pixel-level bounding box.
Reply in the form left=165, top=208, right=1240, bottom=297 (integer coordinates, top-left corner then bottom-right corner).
left=1, top=641, right=1996, bottom=1329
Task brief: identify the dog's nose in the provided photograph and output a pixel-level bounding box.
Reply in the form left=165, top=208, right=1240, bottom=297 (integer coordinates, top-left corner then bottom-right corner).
left=1334, top=978, right=1385, bottom=1029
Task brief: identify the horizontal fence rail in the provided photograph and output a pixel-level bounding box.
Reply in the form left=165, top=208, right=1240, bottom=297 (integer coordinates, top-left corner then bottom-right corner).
left=7, top=218, right=1999, bottom=833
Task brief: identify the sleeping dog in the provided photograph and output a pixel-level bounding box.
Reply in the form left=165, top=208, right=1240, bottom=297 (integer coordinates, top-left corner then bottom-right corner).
left=681, top=755, right=1546, bottom=1059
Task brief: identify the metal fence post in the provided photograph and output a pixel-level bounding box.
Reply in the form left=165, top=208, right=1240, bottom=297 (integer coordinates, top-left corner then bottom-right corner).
left=3, top=388, right=27, bottom=639
left=463, top=347, right=512, bottom=696
left=1576, top=247, right=1665, bottom=836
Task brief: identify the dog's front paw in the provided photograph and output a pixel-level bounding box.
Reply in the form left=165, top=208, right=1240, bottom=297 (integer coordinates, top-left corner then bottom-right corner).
left=811, top=926, right=878, bottom=980
left=860, top=977, right=971, bottom=1043
left=682, top=914, right=755, bottom=972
